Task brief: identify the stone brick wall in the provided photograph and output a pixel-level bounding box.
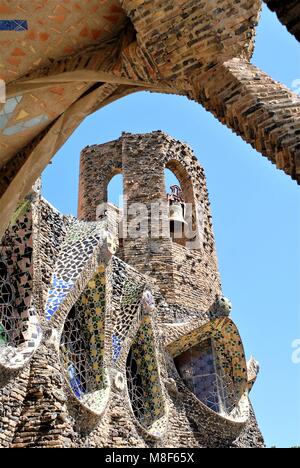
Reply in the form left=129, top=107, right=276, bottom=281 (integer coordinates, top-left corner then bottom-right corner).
left=78, top=140, right=123, bottom=222
left=78, top=131, right=221, bottom=312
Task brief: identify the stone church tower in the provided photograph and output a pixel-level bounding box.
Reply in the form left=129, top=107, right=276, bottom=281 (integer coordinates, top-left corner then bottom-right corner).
left=0, top=132, right=263, bottom=448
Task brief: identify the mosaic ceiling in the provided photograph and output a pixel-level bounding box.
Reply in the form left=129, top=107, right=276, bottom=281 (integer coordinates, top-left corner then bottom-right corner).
left=0, top=0, right=127, bottom=83
left=0, top=0, right=127, bottom=163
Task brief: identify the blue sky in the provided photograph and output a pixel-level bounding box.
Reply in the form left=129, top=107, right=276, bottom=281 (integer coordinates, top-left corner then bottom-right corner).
left=42, top=5, right=300, bottom=448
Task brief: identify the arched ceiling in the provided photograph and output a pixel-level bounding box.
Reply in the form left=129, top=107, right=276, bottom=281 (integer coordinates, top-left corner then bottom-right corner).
left=0, top=0, right=299, bottom=237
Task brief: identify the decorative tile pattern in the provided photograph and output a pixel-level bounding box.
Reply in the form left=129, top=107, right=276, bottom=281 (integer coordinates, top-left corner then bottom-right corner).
left=2, top=114, right=49, bottom=136
left=112, top=334, right=122, bottom=363
left=0, top=1, right=126, bottom=83
left=0, top=96, right=23, bottom=130
left=60, top=264, right=110, bottom=414
left=175, top=339, right=237, bottom=415
left=0, top=20, right=28, bottom=31
left=127, top=316, right=166, bottom=434
left=111, top=277, right=145, bottom=364
left=125, top=292, right=169, bottom=438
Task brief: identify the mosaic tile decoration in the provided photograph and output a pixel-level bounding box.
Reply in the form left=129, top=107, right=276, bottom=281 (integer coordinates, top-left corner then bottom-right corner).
left=0, top=90, right=56, bottom=151
left=125, top=291, right=169, bottom=439
left=168, top=317, right=249, bottom=421
left=0, top=96, right=23, bottom=131
left=0, top=20, right=28, bottom=31
left=60, top=264, right=110, bottom=415
left=0, top=200, right=42, bottom=369
left=45, top=220, right=110, bottom=321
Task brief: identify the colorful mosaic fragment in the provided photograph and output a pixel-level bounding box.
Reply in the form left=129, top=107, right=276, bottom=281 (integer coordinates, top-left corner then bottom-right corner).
left=112, top=334, right=122, bottom=363
left=45, top=221, right=109, bottom=320
left=2, top=114, right=49, bottom=136
left=168, top=318, right=249, bottom=420
left=0, top=200, right=42, bottom=369
left=0, top=96, right=23, bottom=131
left=111, top=278, right=145, bottom=364
left=0, top=20, right=28, bottom=31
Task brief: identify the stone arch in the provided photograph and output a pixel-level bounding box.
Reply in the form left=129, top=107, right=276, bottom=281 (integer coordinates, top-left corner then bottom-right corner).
left=107, top=173, right=124, bottom=207
left=126, top=313, right=169, bottom=439
left=167, top=317, right=249, bottom=428
left=161, top=137, right=215, bottom=251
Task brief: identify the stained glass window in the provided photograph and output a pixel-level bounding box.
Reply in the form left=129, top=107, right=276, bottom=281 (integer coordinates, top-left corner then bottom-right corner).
left=126, top=317, right=166, bottom=433
left=60, top=268, right=107, bottom=411
left=174, top=339, right=235, bottom=415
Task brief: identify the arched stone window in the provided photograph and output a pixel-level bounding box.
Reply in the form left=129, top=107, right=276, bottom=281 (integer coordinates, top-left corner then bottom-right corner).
left=164, top=168, right=186, bottom=246
left=175, top=338, right=236, bottom=415
left=107, top=173, right=124, bottom=208
left=126, top=313, right=168, bottom=438
left=168, top=318, right=249, bottom=422
left=0, top=260, right=15, bottom=348
left=164, top=160, right=199, bottom=249
left=60, top=265, right=110, bottom=415
left=95, top=172, right=123, bottom=252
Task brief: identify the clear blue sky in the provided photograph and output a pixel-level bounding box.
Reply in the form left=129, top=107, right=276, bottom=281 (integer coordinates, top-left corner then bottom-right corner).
left=42, top=5, right=300, bottom=448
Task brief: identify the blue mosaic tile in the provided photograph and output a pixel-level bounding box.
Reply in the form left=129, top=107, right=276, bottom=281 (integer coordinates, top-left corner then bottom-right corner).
left=0, top=20, right=28, bottom=31
left=112, top=334, right=122, bottom=363
left=68, top=365, right=84, bottom=399
left=45, top=274, right=74, bottom=321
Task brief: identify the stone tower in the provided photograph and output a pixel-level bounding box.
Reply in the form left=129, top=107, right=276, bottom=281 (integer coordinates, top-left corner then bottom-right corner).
left=78, top=132, right=221, bottom=313
left=0, top=132, right=264, bottom=448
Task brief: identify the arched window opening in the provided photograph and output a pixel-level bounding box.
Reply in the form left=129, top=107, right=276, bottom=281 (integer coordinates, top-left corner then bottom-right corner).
left=126, top=348, right=146, bottom=422
left=61, top=305, right=89, bottom=398
left=60, top=266, right=109, bottom=414
left=107, top=173, right=124, bottom=208
left=164, top=166, right=194, bottom=247
left=0, top=205, right=42, bottom=370
left=126, top=318, right=167, bottom=436
left=174, top=338, right=238, bottom=417
left=165, top=168, right=181, bottom=190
